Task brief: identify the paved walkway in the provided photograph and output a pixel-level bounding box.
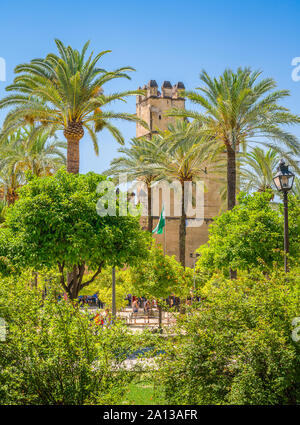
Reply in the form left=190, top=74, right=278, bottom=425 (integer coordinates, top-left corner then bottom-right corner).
left=84, top=306, right=177, bottom=333
left=118, top=307, right=177, bottom=332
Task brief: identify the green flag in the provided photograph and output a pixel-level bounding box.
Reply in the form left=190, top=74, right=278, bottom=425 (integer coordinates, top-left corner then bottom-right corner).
left=152, top=206, right=166, bottom=234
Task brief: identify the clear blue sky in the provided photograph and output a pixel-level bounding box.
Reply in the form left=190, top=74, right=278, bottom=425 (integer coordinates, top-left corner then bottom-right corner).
left=0, top=0, right=300, bottom=173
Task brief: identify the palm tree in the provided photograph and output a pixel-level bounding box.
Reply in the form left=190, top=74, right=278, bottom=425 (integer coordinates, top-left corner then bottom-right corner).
left=0, top=126, right=66, bottom=178
left=167, top=68, right=300, bottom=211
left=142, top=120, right=218, bottom=267
left=0, top=39, right=146, bottom=174
left=240, top=147, right=280, bottom=194
left=0, top=126, right=66, bottom=204
left=105, top=137, right=159, bottom=232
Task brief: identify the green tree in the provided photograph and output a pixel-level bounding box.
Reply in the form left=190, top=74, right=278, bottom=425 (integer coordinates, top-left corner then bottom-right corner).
left=167, top=68, right=300, bottom=211
left=196, top=191, right=300, bottom=274
left=0, top=169, right=150, bottom=299
left=0, top=39, right=145, bottom=174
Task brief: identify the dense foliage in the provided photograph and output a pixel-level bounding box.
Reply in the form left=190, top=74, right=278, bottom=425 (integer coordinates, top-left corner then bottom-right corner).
left=0, top=272, right=142, bottom=405
left=156, top=269, right=300, bottom=404
left=197, top=191, right=300, bottom=274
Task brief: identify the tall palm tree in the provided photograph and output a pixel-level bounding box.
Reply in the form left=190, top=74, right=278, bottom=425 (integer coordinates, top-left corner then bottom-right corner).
left=167, top=68, right=300, bottom=211
left=0, top=39, right=146, bottom=174
left=105, top=137, right=159, bottom=232
left=142, top=120, right=219, bottom=267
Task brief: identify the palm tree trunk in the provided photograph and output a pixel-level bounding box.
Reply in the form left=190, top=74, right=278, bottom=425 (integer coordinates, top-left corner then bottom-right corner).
left=65, top=135, right=81, bottom=287
left=179, top=181, right=186, bottom=267
left=227, top=146, right=237, bottom=279
left=7, top=189, right=18, bottom=205
left=227, top=146, right=236, bottom=210
left=66, top=138, right=80, bottom=174
left=147, top=183, right=153, bottom=232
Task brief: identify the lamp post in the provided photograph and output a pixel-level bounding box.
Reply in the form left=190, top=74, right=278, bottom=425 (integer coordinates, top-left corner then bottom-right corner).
left=190, top=252, right=200, bottom=290
left=273, top=159, right=295, bottom=272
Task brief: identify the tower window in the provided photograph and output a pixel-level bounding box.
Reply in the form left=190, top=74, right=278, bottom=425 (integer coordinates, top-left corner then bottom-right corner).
left=159, top=115, right=161, bottom=120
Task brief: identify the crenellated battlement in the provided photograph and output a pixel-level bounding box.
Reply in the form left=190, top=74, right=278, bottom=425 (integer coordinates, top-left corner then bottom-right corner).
left=137, top=80, right=185, bottom=104
left=136, top=80, right=185, bottom=138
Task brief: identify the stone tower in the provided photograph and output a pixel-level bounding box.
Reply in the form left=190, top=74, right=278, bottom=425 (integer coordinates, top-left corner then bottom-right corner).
left=136, top=80, right=221, bottom=268
left=136, top=80, right=185, bottom=138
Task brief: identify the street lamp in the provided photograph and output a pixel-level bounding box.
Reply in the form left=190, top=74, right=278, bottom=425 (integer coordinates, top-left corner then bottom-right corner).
left=273, top=159, right=295, bottom=272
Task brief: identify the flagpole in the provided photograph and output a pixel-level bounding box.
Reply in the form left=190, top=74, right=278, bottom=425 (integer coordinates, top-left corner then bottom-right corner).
left=164, top=216, right=166, bottom=256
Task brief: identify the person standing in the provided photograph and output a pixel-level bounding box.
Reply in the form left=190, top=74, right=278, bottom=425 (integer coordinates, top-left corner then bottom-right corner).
left=132, top=299, right=139, bottom=324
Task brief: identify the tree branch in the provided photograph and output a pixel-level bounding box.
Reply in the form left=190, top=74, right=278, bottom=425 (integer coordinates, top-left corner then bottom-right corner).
left=79, top=262, right=104, bottom=290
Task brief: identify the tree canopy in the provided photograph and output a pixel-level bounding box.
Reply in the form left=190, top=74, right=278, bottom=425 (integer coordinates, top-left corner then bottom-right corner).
left=196, top=190, right=300, bottom=273
left=0, top=168, right=150, bottom=298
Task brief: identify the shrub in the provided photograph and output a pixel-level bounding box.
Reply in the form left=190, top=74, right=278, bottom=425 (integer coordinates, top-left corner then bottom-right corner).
left=156, top=268, right=300, bottom=405
left=0, top=273, right=139, bottom=405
